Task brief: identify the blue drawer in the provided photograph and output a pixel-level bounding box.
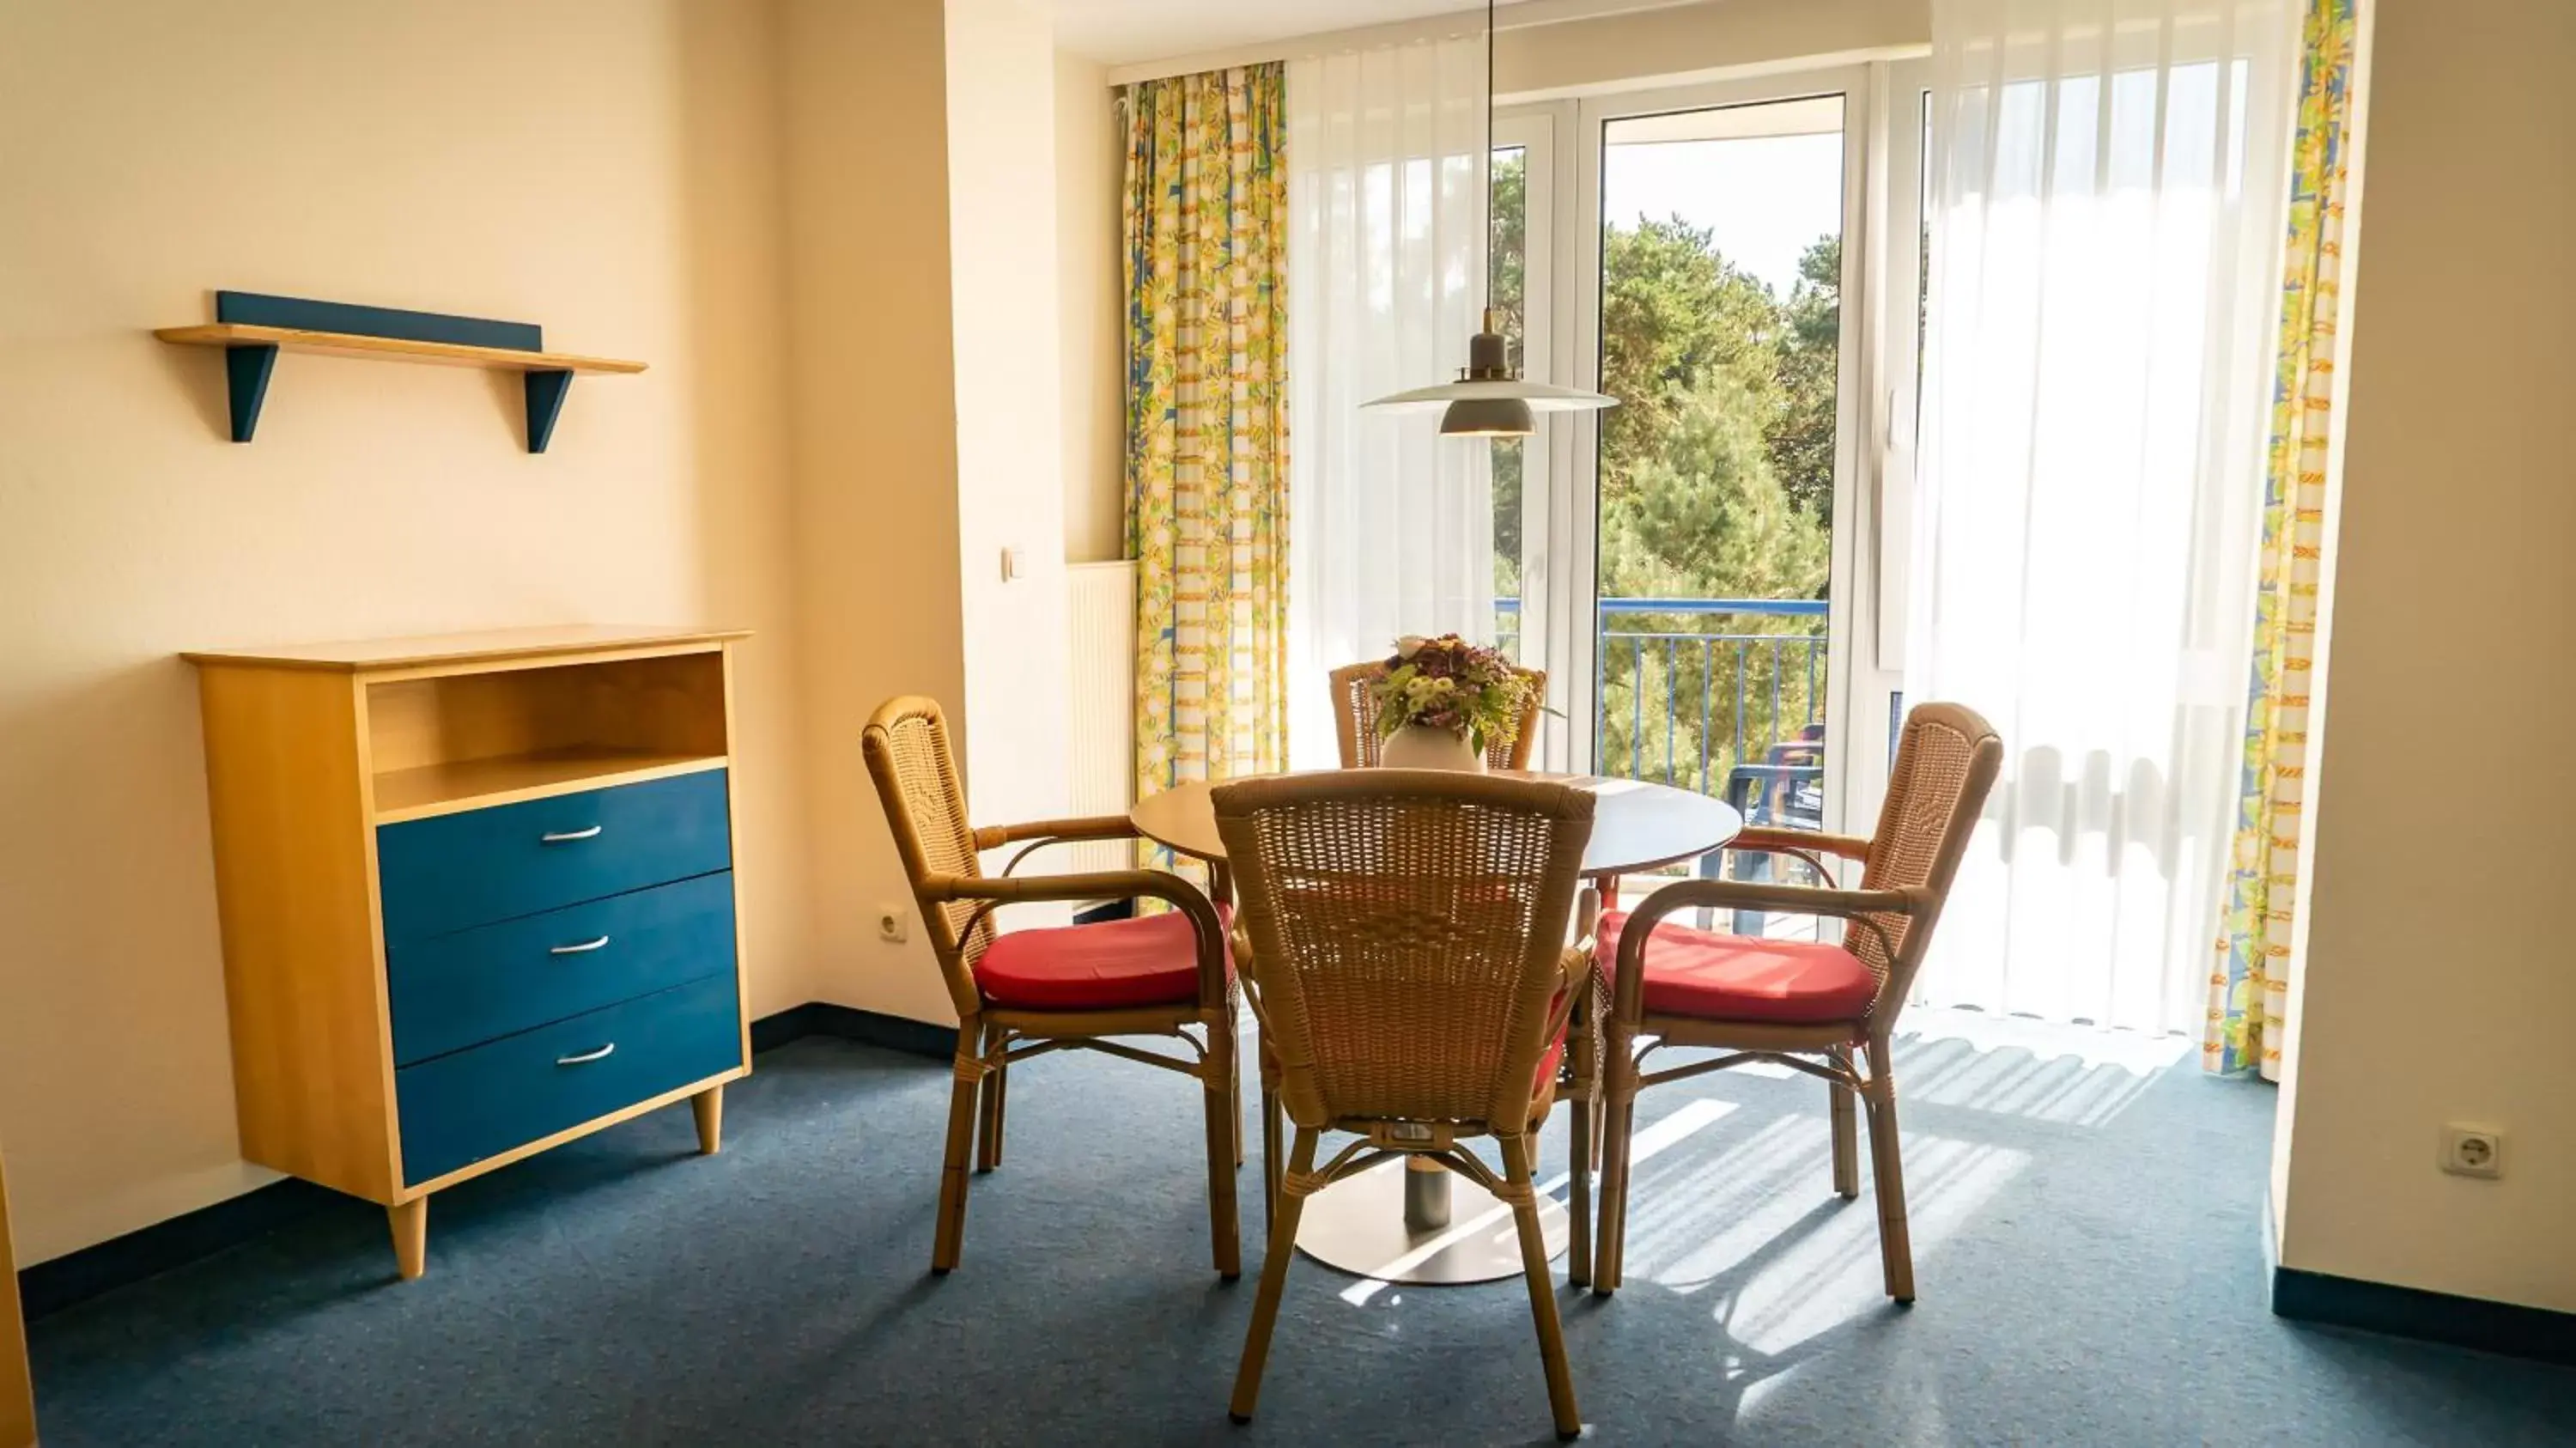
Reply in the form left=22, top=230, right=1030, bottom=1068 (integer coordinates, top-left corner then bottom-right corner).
left=395, top=972, right=743, bottom=1186
left=386, top=872, right=738, bottom=1067
left=377, top=770, right=732, bottom=944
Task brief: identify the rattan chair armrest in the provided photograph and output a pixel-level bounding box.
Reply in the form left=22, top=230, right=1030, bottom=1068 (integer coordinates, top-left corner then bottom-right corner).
left=969, top=815, right=1145, bottom=877
left=1625, top=878, right=1920, bottom=928
left=918, top=868, right=1173, bottom=904
left=971, top=814, right=1140, bottom=850
left=1729, top=825, right=1872, bottom=861
left=919, top=869, right=1230, bottom=1006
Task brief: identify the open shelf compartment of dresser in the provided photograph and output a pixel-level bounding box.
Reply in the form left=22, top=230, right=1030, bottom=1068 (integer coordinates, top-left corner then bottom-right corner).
left=364, top=648, right=731, bottom=822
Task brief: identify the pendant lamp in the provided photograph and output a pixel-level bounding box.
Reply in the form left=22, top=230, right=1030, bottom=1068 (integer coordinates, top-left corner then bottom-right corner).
left=1360, top=0, right=1617, bottom=436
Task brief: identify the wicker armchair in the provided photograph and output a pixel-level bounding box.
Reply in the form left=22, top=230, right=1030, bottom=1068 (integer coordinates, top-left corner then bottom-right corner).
left=1586, top=703, right=2001, bottom=1304
left=1215, top=771, right=1595, bottom=1441
left=860, top=697, right=1241, bottom=1279
left=1327, top=660, right=1547, bottom=771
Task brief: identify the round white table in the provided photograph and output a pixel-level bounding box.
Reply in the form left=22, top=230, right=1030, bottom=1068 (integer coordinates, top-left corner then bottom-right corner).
left=1130, top=770, right=1742, bottom=1285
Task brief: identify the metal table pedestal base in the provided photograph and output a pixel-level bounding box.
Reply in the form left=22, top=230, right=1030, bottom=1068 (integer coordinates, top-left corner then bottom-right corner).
left=1292, top=1159, right=1570, bottom=1286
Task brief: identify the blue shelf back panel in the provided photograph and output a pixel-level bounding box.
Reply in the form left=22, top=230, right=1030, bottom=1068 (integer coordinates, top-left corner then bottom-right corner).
left=216, top=291, right=543, bottom=352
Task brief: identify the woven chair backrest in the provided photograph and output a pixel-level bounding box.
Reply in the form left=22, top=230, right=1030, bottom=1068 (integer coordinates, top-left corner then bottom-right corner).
left=861, top=697, right=990, bottom=1015
left=1214, top=770, right=1594, bottom=1130
left=1848, top=702, right=2003, bottom=1009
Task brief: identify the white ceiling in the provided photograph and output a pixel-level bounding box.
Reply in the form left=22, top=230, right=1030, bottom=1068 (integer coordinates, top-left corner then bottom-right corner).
left=1047, top=0, right=1493, bottom=66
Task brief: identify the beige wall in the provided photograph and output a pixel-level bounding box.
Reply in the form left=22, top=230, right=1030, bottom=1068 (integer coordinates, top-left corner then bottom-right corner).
left=2276, top=0, right=2576, bottom=1312
left=778, top=0, right=974, bottom=1026
left=1058, top=51, right=1127, bottom=566
left=948, top=0, right=1076, bottom=851
left=782, top=0, right=1091, bottom=1013
left=0, top=0, right=806, bottom=1262
left=0, top=0, right=1098, bottom=1262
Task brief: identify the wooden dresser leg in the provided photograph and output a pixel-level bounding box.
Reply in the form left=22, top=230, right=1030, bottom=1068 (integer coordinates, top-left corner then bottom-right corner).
left=389, top=1198, right=428, bottom=1282
left=692, top=1085, right=725, bottom=1155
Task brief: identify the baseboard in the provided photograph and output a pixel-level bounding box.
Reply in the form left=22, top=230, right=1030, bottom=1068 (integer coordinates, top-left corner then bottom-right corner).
left=748, top=1001, right=819, bottom=1055
left=777, top=1002, right=958, bottom=1060
left=17, top=1001, right=955, bottom=1321
left=2273, top=1266, right=2576, bottom=1366
left=18, top=1177, right=356, bottom=1323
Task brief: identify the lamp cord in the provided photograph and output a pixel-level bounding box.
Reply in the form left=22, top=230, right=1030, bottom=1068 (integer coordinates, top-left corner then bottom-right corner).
left=1484, top=0, right=1496, bottom=318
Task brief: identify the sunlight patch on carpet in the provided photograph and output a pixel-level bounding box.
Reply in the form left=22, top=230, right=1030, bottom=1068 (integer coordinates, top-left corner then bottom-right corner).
left=1895, top=1008, right=2189, bottom=1127
left=1627, top=1120, right=2027, bottom=1356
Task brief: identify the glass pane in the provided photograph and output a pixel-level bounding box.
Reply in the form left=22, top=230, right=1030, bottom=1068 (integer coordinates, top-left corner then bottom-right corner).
left=1917, top=88, right=1931, bottom=442
left=1594, top=96, right=1843, bottom=865
left=1490, top=143, right=1528, bottom=660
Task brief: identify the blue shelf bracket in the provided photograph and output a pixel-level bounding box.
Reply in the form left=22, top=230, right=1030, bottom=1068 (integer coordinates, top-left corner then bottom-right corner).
left=173, top=293, right=623, bottom=453
left=523, top=369, right=574, bottom=454
left=224, top=343, right=278, bottom=443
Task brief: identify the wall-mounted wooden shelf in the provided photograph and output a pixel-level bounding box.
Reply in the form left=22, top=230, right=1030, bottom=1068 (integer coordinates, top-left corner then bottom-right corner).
left=155, top=324, right=645, bottom=376
left=155, top=292, right=647, bottom=453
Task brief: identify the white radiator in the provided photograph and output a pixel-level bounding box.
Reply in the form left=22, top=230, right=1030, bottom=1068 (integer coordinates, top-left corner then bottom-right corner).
left=1066, top=561, right=1138, bottom=877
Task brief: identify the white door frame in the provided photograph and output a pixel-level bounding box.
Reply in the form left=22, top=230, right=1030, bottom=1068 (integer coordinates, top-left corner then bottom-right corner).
left=1503, top=64, right=1911, bottom=832
left=1490, top=96, right=1587, bottom=774
left=1847, top=58, right=1934, bottom=837
left=1490, top=109, right=1581, bottom=771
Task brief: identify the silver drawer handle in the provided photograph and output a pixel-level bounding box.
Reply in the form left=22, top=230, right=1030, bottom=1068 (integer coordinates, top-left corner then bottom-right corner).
left=556, top=1043, right=617, bottom=1067
left=550, top=936, right=611, bottom=956
left=540, top=825, right=604, bottom=843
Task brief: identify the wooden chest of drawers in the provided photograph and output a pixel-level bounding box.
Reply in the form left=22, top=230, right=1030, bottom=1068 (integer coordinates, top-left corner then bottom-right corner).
left=185, top=626, right=753, bottom=1279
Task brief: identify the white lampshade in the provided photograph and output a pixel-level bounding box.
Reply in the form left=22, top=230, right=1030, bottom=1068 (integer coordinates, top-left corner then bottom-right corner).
left=1360, top=378, right=1622, bottom=414
left=1361, top=313, right=1618, bottom=437
left=1352, top=0, right=1617, bottom=438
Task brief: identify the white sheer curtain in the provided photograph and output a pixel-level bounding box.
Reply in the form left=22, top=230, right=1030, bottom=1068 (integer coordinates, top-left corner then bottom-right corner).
left=1908, top=0, right=2296, bottom=1033
left=1285, top=39, right=1492, bottom=769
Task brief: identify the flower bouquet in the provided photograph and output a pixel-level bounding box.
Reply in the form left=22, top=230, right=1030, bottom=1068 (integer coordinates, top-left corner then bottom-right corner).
left=1367, top=634, right=1537, bottom=772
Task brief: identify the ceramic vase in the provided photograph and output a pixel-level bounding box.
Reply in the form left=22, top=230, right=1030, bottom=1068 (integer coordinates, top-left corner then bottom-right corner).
left=1379, top=722, right=1485, bottom=773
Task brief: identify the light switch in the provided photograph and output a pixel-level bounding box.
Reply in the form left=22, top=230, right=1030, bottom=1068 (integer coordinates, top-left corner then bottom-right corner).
left=1002, top=546, right=1027, bottom=581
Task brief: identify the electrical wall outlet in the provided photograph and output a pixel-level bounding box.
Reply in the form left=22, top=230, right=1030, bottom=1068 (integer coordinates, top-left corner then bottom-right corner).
left=2440, top=1124, right=2504, bottom=1179
left=876, top=905, right=909, bottom=945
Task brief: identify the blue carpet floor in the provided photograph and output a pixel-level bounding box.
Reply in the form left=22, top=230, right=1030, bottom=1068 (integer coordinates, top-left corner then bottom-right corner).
left=23, top=1012, right=2574, bottom=1445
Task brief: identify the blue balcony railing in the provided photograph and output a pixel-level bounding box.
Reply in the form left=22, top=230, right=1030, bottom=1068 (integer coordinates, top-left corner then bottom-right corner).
left=1494, top=597, right=1828, bottom=810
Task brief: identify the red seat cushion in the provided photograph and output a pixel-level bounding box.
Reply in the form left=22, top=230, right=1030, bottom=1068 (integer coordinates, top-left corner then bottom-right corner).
left=1535, top=1026, right=1567, bottom=1098
left=974, top=907, right=1229, bottom=1012
left=1596, top=910, right=1878, bottom=1024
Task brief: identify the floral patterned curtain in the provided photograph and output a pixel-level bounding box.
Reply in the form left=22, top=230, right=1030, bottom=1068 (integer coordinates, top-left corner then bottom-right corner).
left=1121, top=64, right=1290, bottom=824
left=2206, top=0, right=2358, bottom=1080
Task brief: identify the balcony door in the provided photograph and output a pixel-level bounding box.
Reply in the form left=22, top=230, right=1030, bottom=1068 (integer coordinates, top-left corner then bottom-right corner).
left=1496, top=67, right=1927, bottom=850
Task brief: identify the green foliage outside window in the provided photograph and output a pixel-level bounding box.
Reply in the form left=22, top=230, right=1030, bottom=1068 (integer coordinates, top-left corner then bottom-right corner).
left=1489, top=147, right=1839, bottom=791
